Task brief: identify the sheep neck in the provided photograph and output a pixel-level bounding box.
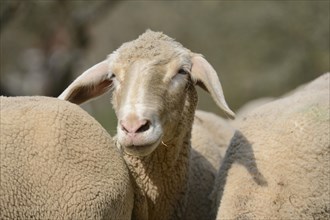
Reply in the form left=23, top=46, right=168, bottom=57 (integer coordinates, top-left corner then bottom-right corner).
left=124, top=131, right=192, bottom=220
left=123, top=86, right=197, bottom=220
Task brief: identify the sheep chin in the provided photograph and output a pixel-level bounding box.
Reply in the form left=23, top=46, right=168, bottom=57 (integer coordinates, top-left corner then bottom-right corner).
left=122, top=137, right=162, bottom=157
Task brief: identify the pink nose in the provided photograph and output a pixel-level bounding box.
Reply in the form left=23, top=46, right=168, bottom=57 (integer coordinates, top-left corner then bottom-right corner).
left=120, top=119, right=151, bottom=134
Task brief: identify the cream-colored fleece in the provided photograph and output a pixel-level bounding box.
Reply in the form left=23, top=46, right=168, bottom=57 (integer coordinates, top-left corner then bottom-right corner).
left=214, top=73, right=330, bottom=219
left=0, top=96, right=133, bottom=220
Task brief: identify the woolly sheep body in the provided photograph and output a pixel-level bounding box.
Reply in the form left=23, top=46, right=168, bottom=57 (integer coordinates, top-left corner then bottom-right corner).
left=214, top=73, right=330, bottom=219
left=0, top=96, right=133, bottom=220
left=192, top=110, right=235, bottom=169
left=58, top=30, right=235, bottom=220
left=231, top=97, right=274, bottom=127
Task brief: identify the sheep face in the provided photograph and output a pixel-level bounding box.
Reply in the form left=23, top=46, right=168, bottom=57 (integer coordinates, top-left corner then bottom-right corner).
left=109, top=51, right=196, bottom=156
left=58, top=30, right=235, bottom=157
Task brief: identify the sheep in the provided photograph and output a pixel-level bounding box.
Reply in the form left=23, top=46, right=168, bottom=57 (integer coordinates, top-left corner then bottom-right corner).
left=0, top=96, right=134, bottom=220
left=58, top=30, right=235, bottom=220
left=213, top=73, right=330, bottom=219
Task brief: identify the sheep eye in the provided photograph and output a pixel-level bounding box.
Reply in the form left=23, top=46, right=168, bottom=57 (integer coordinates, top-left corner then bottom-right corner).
left=110, top=73, right=116, bottom=79
left=177, top=68, right=188, bottom=75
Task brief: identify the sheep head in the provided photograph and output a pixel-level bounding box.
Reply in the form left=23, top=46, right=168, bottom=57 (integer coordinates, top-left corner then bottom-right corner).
left=59, top=30, right=234, bottom=157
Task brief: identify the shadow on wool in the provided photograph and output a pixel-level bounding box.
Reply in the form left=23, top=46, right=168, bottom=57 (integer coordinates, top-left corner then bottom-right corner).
left=211, top=130, right=268, bottom=219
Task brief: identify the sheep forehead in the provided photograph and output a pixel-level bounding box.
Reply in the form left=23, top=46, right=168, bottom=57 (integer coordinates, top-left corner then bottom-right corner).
left=108, top=30, right=191, bottom=69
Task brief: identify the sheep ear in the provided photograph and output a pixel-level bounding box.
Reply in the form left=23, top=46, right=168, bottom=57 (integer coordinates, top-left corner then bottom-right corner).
left=191, top=54, right=235, bottom=119
left=58, top=60, right=113, bottom=104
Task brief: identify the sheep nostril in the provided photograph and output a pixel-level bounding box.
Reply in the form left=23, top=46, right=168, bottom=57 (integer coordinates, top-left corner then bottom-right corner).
left=136, top=120, right=151, bottom=133
left=121, top=124, right=129, bottom=133
left=120, top=119, right=151, bottom=134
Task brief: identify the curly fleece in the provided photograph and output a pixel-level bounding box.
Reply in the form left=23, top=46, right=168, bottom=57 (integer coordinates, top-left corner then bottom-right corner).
left=0, top=96, right=133, bottom=220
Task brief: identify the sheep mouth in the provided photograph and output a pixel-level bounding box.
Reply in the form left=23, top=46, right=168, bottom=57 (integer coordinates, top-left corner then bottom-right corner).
left=121, top=137, right=162, bottom=157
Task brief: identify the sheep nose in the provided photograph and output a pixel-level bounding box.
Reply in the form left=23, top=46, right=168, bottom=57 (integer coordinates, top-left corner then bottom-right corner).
left=120, top=119, right=151, bottom=134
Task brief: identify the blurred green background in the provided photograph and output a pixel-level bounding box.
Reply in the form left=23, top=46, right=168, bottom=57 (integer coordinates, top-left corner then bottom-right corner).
left=1, top=0, right=329, bottom=134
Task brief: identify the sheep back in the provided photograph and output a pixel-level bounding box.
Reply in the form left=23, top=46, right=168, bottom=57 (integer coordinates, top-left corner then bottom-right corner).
left=215, top=73, right=330, bottom=219
left=0, top=96, right=133, bottom=220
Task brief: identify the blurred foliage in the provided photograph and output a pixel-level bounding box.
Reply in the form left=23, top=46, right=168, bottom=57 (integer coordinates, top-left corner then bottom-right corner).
left=0, top=0, right=329, bottom=134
